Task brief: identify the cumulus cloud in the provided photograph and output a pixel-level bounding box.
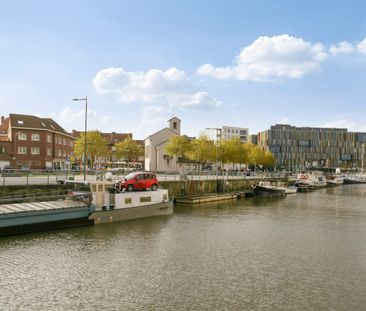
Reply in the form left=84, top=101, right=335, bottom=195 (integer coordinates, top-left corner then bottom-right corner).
left=329, top=41, right=354, bottom=55
left=356, top=38, right=366, bottom=54
left=93, top=67, right=221, bottom=108
left=197, top=34, right=328, bottom=81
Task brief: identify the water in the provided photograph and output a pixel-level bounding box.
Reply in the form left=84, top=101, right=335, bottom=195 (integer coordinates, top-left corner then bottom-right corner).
left=1, top=185, right=366, bottom=310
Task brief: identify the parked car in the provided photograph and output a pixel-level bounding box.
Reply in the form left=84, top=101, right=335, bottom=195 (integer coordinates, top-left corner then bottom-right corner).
left=2, top=165, right=14, bottom=173
left=116, top=171, right=159, bottom=191
left=20, top=166, right=31, bottom=173
left=43, top=166, right=54, bottom=172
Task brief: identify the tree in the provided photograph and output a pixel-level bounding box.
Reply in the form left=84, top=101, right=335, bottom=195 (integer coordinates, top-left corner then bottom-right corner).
left=165, top=135, right=192, bottom=170
left=115, top=137, right=143, bottom=163
left=219, top=138, right=245, bottom=168
left=187, top=135, right=216, bottom=171
left=74, top=131, right=109, bottom=168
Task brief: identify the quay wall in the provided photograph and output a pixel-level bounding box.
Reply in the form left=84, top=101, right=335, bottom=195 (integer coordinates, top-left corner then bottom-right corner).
left=0, top=178, right=287, bottom=201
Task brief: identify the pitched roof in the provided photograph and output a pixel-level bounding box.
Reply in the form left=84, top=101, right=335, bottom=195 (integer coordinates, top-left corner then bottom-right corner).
left=145, top=127, right=177, bottom=140
left=9, top=114, right=69, bottom=135
left=71, top=130, right=132, bottom=144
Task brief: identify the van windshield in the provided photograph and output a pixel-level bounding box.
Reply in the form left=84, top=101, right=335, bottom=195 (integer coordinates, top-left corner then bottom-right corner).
left=124, top=173, right=137, bottom=180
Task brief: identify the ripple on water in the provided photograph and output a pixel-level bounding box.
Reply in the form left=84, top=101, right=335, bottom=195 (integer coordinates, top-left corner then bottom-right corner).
left=1, top=186, right=366, bottom=310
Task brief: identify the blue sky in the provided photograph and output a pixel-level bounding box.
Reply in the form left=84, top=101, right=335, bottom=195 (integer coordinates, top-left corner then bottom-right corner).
left=1, top=0, right=366, bottom=139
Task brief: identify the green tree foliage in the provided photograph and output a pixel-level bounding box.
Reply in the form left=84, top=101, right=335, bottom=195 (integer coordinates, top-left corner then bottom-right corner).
left=74, top=131, right=109, bottom=167
left=115, top=137, right=143, bottom=163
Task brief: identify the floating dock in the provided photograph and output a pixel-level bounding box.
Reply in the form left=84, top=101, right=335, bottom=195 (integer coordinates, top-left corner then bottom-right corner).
left=0, top=199, right=95, bottom=236
left=175, top=193, right=239, bottom=204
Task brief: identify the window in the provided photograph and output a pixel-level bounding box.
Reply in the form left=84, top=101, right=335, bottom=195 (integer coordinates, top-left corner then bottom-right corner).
left=125, top=198, right=132, bottom=204
left=18, top=133, right=27, bottom=140
left=63, top=138, right=66, bottom=145
left=31, top=133, right=40, bottom=141
left=140, top=196, right=152, bottom=203
left=173, top=122, right=177, bottom=129
left=70, top=141, right=73, bottom=147
left=17, top=120, right=24, bottom=125
left=62, top=150, right=66, bottom=157
left=0, top=146, right=5, bottom=154
left=58, top=150, right=62, bottom=156
left=47, top=148, right=52, bottom=156
left=18, top=146, right=27, bottom=154
left=47, top=135, right=52, bottom=143
left=31, top=147, right=40, bottom=155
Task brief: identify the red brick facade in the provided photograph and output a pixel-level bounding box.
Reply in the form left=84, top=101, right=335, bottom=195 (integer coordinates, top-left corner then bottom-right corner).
left=0, top=114, right=75, bottom=170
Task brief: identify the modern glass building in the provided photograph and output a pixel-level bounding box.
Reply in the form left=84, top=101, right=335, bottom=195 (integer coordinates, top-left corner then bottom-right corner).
left=256, top=124, right=366, bottom=170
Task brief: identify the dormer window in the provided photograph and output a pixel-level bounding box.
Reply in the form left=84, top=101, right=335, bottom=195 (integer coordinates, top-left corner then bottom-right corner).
left=41, top=122, right=46, bottom=127
left=17, top=120, right=24, bottom=125
left=173, top=122, right=177, bottom=129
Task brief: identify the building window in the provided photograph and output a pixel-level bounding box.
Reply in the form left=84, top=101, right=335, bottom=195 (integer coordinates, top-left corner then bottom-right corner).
left=63, top=138, right=66, bottom=145
left=62, top=150, right=66, bottom=157
left=18, top=133, right=27, bottom=140
left=173, top=122, right=177, bottom=129
left=47, top=135, right=52, bottom=143
left=47, top=148, right=52, bottom=156
left=31, top=133, right=40, bottom=141
left=31, top=147, right=40, bottom=155
left=18, top=146, right=27, bottom=154
left=0, top=146, right=5, bottom=154
left=58, top=150, right=62, bottom=157
left=70, top=141, right=73, bottom=147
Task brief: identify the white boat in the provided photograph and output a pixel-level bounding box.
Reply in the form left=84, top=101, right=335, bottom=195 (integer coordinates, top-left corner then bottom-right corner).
left=295, top=173, right=314, bottom=191
left=295, top=173, right=327, bottom=190
left=326, top=176, right=344, bottom=186
left=285, top=186, right=297, bottom=194
left=88, top=181, right=173, bottom=224
left=313, top=176, right=327, bottom=188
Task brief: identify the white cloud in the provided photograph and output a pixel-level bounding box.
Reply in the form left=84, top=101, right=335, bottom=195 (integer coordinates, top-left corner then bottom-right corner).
left=93, top=67, right=221, bottom=108
left=57, top=106, right=99, bottom=128
left=197, top=34, right=328, bottom=81
left=356, top=38, right=366, bottom=54
left=329, top=41, right=354, bottom=55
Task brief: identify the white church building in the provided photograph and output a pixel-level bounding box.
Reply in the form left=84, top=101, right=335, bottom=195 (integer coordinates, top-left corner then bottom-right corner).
left=144, top=117, right=181, bottom=172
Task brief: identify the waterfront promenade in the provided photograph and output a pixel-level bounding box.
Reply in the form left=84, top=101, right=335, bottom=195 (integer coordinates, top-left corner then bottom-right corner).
left=0, top=171, right=283, bottom=186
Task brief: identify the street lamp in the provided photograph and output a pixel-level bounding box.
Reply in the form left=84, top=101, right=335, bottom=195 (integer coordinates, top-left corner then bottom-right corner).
left=72, top=96, right=88, bottom=181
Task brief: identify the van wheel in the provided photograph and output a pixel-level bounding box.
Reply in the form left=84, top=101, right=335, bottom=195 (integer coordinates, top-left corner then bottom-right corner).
left=127, top=185, right=134, bottom=191
left=151, top=184, right=158, bottom=191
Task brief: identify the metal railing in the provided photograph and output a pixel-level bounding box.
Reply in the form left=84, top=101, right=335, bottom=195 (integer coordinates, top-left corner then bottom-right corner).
left=0, top=169, right=287, bottom=186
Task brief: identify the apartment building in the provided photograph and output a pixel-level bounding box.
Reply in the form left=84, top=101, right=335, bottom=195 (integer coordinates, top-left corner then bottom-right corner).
left=0, top=114, right=75, bottom=170
left=256, top=124, right=366, bottom=170
left=204, top=126, right=248, bottom=143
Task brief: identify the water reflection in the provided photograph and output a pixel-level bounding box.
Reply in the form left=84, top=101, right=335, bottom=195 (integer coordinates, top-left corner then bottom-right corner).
left=1, top=185, right=366, bottom=310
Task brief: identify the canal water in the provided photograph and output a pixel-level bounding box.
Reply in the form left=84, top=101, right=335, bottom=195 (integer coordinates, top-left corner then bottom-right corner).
left=1, top=185, right=366, bottom=310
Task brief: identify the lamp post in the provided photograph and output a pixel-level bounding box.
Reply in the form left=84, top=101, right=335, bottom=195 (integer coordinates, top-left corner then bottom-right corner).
left=206, top=127, right=221, bottom=192
left=72, top=96, right=88, bottom=181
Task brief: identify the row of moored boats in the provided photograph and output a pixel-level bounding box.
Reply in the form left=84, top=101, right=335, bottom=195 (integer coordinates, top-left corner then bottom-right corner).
left=253, top=172, right=366, bottom=198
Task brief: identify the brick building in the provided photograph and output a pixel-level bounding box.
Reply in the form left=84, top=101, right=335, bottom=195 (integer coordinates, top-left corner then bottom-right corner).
left=0, top=114, right=75, bottom=170
left=71, top=130, right=142, bottom=167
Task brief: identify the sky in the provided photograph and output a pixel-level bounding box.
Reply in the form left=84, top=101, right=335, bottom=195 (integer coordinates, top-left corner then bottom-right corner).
left=1, top=0, right=366, bottom=139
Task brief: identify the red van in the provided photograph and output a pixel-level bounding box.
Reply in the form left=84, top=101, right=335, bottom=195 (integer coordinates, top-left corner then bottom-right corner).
left=117, top=172, right=159, bottom=191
